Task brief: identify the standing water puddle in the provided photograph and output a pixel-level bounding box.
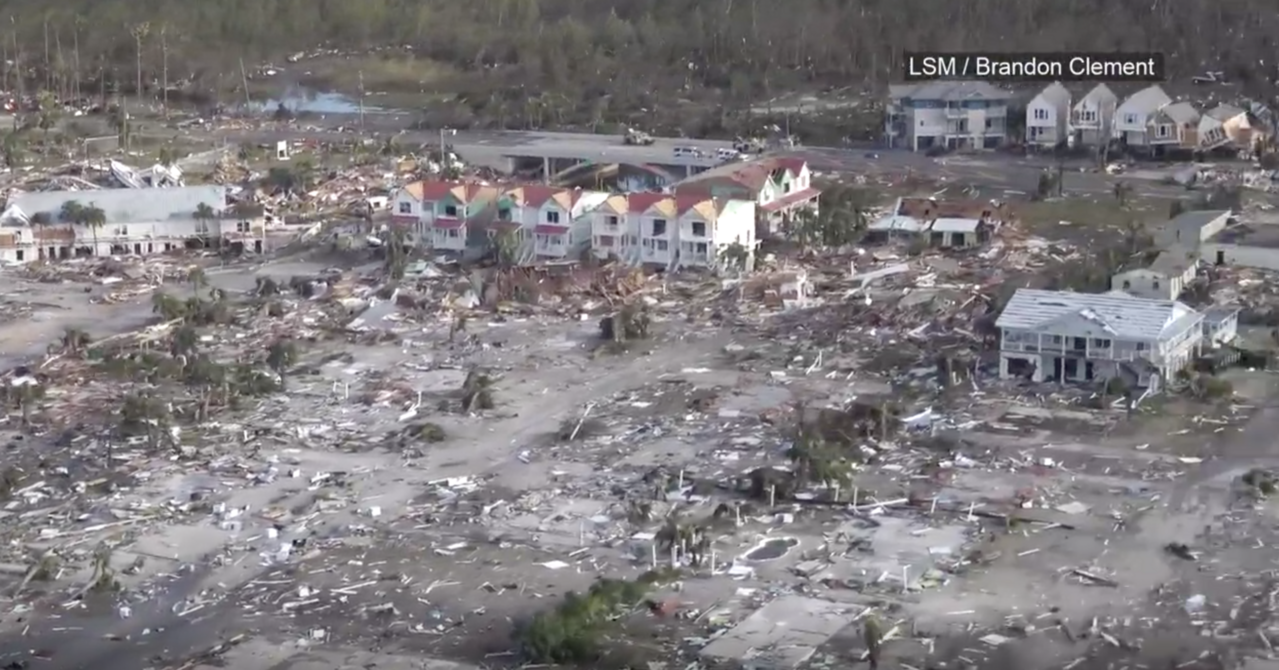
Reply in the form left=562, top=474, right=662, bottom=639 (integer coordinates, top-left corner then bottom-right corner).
left=742, top=537, right=799, bottom=562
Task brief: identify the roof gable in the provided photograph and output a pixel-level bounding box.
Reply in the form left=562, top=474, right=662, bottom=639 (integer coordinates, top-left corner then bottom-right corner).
left=1075, top=83, right=1117, bottom=110
left=1033, top=82, right=1071, bottom=106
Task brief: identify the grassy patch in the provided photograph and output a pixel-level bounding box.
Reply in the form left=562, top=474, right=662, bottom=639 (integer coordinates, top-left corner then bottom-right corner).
left=1017, top=196, right=1175, bottom=243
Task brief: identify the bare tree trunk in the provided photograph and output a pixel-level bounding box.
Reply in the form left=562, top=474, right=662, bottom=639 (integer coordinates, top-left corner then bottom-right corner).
left=160, top=26, right=168, bottom=118
left=42, top=17, right=49, bottom=93
left=72, top=22, right=81, bottom=102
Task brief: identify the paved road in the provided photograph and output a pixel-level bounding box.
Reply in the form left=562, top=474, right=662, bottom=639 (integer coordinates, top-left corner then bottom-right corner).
left=136, top=119, right=1199, bottom=198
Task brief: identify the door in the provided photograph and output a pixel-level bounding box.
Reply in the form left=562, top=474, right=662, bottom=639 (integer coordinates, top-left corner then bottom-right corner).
left=1215, top=249, right=1225, bottom=265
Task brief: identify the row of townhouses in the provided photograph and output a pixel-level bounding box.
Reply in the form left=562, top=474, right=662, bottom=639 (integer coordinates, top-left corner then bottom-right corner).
left=1025, top=83, right=1273, bottom=153
left=0, top=185, right=261, bottom=264
left=389, top=157, right=820, bottom=269
left=886, top=81, right=1273, bottom=154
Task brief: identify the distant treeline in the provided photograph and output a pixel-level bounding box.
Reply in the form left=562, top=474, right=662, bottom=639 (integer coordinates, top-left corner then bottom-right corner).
left=0, top=0, right=1274, bottom=104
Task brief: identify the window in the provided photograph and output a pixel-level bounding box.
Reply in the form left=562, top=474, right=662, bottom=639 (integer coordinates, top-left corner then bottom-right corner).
left=1033, top=108, right=1048, bottom=120
left=1156, top=124, right=1171, bottom=138
left=113, top=225, right=128, bottom=236
left=446, top=229, right=459, bottom=238
left=398, top=201, right=412, bottom=214
left=1122, top=280, right=1131, bottom=289
left=443, top=204, right=458, bottom=217
left=498, top=207, right=512, bottom=221
left=651, top=219, right=667, bottom=236
left=1136, top=342, right=1147, bottom=351
left=695, top=242, right=708, bottom=254
left=1091, top=338, right=1111, bottom=348
left=1153, top=279, right=1161, bottom=289
left=1081, top=109, right=1097, bottom=123
left=236, top=221, right=251, bottom=233
left=546, top=210, right=560, bottom=224
left=605, top=215, right=619, bottom=227
left=655, top=240, right=668, bottom=251
left=597, top=236, right=614, bottom=247
left=691, top=221, right=706, bottom=237
left=1123, top=113, right=1138, bottom=125
left=1049, top=335, right=1062, bottom=344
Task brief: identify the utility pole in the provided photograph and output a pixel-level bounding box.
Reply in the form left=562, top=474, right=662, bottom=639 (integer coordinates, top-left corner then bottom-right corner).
left=71, top=20, right=80, bottom=102
left=357, top=69, right=365, bottom=130
left=12, top=17, right=24, bottom=107
left=130, top=22, right=148, bottom=106
left=238, top=58, right=250, bottom=110
left=42, top=16, right=49, bottom=93
left=159, top=25, right=168, bottom=118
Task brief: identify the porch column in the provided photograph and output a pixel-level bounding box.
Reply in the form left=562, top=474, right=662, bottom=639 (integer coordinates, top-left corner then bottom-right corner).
left=543, top=156, right=551, bottom=184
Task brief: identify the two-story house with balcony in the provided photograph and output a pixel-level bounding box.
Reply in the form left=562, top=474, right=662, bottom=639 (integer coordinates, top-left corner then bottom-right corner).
left=598, top=193, right=755, bottom=269
left=1025, top=82, right=1071, bottom=148
left=995, top=288, right=1204, bottom=391
left=1070, top=83, right=1118, bottom=148
left=502, top=185, right=609, bottom=260
left=589, top=194, right=638, bottom=260
left=673, top=195, right=756, bottom=269
left=1149, top=101, right=1200, bottom=153
left=399, top=181, right=501, bottom=253
left=885, top=81, right=1011, bottom=152
left=1112, top=85, right=1171, bottom=148
left=673, top=156, right=818, bottom=238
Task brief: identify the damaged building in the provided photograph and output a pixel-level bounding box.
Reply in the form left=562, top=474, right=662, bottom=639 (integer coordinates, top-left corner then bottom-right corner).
left=867, top=196, right=1013, bottom=248
left=0, top=185, right=262, bottom=262
left=995, top=288, right=1207, bottom=390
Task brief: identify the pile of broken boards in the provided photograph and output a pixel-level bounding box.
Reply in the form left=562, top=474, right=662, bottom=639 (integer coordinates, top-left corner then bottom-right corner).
left=21, top=256, right=191, bottom=298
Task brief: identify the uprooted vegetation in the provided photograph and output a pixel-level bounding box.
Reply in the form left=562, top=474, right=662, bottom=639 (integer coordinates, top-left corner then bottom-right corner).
left=742, top=401, right=901, bottom=502
left=2, top=282, right=315, bottom=453
left=598, top=303, right=652, bottom=353
left=514, top=572, right=679, bottom=664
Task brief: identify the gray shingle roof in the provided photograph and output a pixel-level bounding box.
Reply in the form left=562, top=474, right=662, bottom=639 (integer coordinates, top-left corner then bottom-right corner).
left=6, top=185, right=228, bottom=225
left=996, top=288, right=1200, bottom=341
left=1160, top=101, right=1200, bottom=125
left=1148, top=247, right=1196, bottom=275
left=890, top=80, right=1010, bottom=102
left=1120, top=85, right=1171, bottom=114
left=1164, top=209, right=1230, bottom=244
left=1206, top=104, right=1244, bottom=121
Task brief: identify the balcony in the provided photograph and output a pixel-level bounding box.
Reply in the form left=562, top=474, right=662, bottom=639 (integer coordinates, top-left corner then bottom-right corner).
left=945, top=106, right=965, bottom=118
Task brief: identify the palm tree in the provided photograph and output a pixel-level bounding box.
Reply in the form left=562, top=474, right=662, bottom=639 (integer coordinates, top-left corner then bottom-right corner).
left=35, top=92, right=59, bottom=139
left=151, top=292, right=186, bottom=321
left=58, top=328, right=91, bottom=357
left=492, top=229, right=520, bottom=267
left=169, top=324, right=198, bottom=359
left=81, top=204, right=106, bottom=256
left=193, top=202, right=216, bottom=244
left=266, top=339, right=297, bottom=388
left=187, top=266, right=207, bottom=293
left=157, top=145, right=178, bottom=167
left=2, top=131, right=23, bottom=168
left=59, top=200, right=84, bottom=228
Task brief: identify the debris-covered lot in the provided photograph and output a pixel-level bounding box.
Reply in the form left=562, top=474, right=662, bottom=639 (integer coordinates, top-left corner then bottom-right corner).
left=0, top=211, right=1278, bottom=670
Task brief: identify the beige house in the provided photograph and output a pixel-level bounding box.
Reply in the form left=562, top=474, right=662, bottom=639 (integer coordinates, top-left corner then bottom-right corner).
left=1111, top=247, right=1197, bottom=300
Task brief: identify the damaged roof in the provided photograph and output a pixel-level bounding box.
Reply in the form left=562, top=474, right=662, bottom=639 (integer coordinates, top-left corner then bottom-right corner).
left=996, top=288, right=1201, bottom=341
left=5, top=185, right=228, bottom=226
left=675, top=156, right=808, bottom=194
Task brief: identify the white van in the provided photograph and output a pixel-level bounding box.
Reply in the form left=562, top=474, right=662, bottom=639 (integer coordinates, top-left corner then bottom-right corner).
left=673, top=146, right=698, bottom=160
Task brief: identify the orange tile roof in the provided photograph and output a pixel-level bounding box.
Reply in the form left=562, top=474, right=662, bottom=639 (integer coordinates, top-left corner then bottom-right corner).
left=626, top=192, right=670, bottom=213
left=506, top=184, right=564, bottom=208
